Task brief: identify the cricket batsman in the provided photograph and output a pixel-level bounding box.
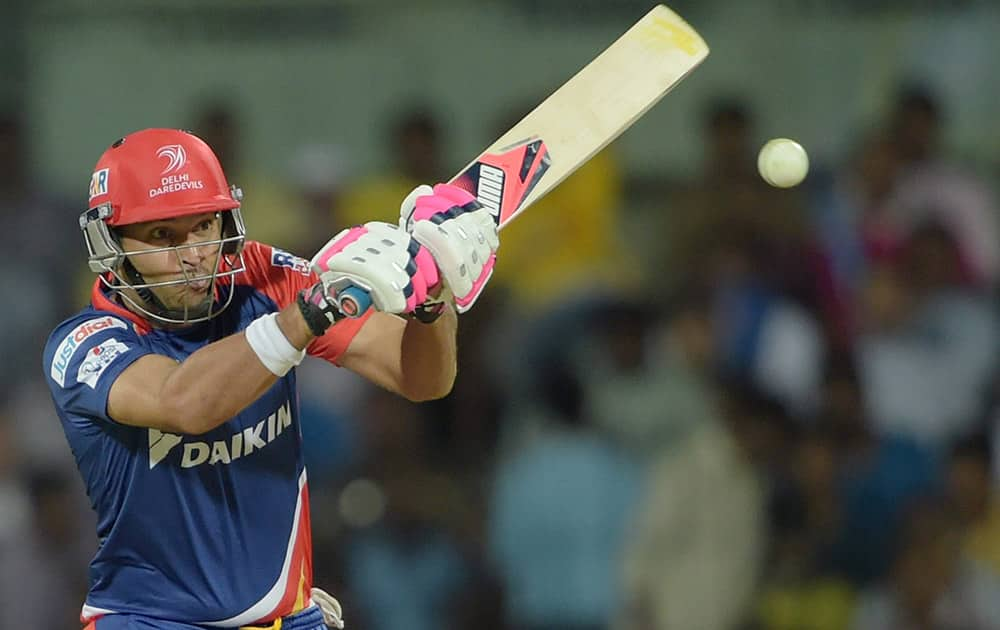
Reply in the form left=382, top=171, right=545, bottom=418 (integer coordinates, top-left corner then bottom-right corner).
left=42, top=128, right=498, bottom=629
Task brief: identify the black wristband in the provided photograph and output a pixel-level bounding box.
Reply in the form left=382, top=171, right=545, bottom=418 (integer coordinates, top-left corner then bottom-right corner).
left=296, top=282, right=342, bottom=337
left=408, top=300, right=446, bottom=324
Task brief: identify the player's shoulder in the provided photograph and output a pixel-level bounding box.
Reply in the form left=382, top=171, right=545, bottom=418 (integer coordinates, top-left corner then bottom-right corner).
left=233, top=240, right=316, bottom=310
left=239, top=240, right=315, bottom=287
left=241, top=241, right=311, bottom=276
left=44, top=307, right=140, bottom=390
left=45, top=308, right=141, bottom=355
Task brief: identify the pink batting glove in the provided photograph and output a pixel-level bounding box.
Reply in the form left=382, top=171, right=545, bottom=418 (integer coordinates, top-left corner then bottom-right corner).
left=400, top=183, right=499, bottom=313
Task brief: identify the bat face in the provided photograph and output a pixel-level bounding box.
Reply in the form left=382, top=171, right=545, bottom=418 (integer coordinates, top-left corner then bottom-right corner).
left=451, top=138, right=552, bottom=228
left=449, top=4, right=708, bottom=231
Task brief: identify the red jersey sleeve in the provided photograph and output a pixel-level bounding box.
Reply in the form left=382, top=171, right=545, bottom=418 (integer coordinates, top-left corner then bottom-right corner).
left=238, top=241, right=370, bottom=364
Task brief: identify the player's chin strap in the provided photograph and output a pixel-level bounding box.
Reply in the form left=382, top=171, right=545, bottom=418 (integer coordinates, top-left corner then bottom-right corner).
left=120, top=259, right=214, bottom=322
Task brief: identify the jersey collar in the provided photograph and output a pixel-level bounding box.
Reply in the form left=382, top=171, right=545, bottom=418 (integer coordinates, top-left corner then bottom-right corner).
left=90, top=275, right=153, bottom=335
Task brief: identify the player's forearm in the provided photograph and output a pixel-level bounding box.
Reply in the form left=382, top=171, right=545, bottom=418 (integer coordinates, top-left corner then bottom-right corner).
left=397, top=304, right=458, bottom=401
left=160, top=304, right=313, bottom=434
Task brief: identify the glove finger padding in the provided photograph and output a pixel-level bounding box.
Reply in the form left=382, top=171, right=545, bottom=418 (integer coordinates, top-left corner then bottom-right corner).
left=406, top=183, right=499, bottom=313
left=399, top=184, right=434, bottom=231
left=310, top=222, right=439, bottom=315
left=310, top=587, right=345, bottom=629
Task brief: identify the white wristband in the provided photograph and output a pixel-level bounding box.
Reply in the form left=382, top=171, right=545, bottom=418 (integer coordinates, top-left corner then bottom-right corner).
left=245, top=313, right=307, bottom=377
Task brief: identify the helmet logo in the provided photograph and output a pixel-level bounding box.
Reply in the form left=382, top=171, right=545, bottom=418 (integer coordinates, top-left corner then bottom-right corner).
left=156, top=144, right=188, bottom=175
left=89, top=168, right=110, bottom=200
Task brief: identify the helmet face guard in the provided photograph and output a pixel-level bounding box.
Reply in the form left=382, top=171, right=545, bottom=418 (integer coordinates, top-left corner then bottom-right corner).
left=81, top=128, right=250, bottom=326
left=80, top=202, right=247, bottom=326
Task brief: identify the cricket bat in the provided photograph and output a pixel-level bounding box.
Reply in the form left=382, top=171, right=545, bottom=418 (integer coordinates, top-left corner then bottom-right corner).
left=336, top=4, right=708, bottom=316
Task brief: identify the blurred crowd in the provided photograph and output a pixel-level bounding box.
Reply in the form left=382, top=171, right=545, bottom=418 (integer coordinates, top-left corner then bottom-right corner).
left=1, top=81, right=998, bottom=630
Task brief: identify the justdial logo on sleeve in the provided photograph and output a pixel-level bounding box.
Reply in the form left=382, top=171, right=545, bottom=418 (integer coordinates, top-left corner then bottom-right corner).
left=50, top=316, right=128, bottom=386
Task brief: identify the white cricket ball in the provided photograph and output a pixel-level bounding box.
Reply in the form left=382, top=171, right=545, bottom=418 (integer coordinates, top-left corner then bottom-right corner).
left=757, top=138, right=809, bottom=188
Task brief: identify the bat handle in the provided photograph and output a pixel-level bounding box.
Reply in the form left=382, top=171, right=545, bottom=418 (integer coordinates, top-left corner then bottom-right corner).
left=334, top=285, right=372, bottom=319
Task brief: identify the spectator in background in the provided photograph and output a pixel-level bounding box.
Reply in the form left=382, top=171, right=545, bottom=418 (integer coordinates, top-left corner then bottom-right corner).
left=0, top=414, right=26, bottom=533
left=948, top=434, right=1000, bottom=577
left=704, top=225, right=826, bottom=419
left=619, top=384, right=775, bottom=630
left=581, top=290, right=716, bottom=458
left=578, top=301, right=678, bottom=456
left=1, top=112, right=86, bottom=475
left=338, top=106, right=446, bottom=227
left=756, top=351, right=941, bottom=630
left=857, top=220, right=998, bottom=446
left=0, top=415, right=33, bottom=630
left=664, top=98, right=808, bottom=297
left=286, top=142, right=349, bottom=254
left=489, top=367, right=641, bottom=630
left=655, top=97, right=827, bottom=418
left=417, top=286, right=507, bottom=477
left=295, top=359, right=368, bottom=487
left=4, top=373, right=94, bottom=480
left=0, top=112, right=76, bottom=386
left=341, top=388, right=477, bottom=630
left=344, top=474, right=472, bottom=630
left=852, top=499, right=1000, bottom=630
left=495, top=293, right=628, bottom=449
left=805, top=83, right=999, bottom=349
left=757, top=424, right=857, bottom=630
left=883, top=84, right=1000, bottom=287
left=991, top=373, right=1000, bottom=485
left=805, top=129, right=901, bottom=347
left=815, top=354, right=938, bottom=587
left=1, top=468, right=94, bottom=630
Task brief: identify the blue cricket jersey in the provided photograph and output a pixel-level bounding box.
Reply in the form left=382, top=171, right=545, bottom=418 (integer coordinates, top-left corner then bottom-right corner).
left=43, top=241, right=368, bottom=627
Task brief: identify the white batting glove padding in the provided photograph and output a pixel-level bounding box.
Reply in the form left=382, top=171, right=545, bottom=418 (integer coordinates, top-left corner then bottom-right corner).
left=401, top=183, right=499, bottom=313
left=310, top=221, right=437, bottom=315
left=311, top=587, right=345, bottom=629
left=399, top=184, right=434, bottom=231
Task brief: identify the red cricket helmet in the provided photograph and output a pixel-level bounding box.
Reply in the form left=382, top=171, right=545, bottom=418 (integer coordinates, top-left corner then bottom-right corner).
left=80, top=128, right=247, bottom=325
left=87, top=127, right=241, bottom=225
